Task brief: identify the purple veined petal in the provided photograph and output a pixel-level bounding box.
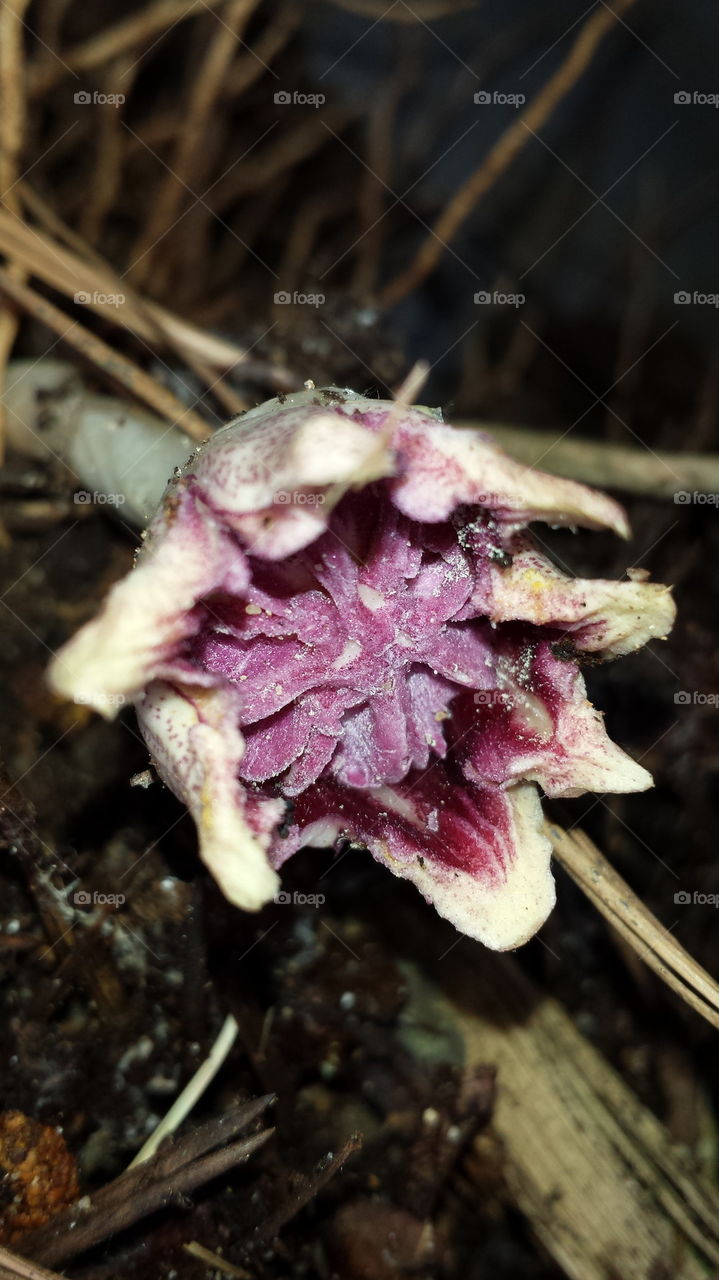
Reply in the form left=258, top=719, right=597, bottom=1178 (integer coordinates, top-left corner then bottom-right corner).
left=276, top=770, right=554, bottom=951
left=48, top=486, right=250, bottom=716
left=456, top=639, right=652, bottom=797
left=470, top=533, right=676, bottom=657
left=239, top=686, right=363, bottom=787
left=138, top=680, right=282, bottom=910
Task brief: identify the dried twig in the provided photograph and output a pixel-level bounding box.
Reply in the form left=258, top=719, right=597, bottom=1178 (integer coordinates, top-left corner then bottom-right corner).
left=0, top=0, right=32, bottom=461
left=379, top=0, right=639, bottom=308
left=399, top=938, right=719, bottom=1280
left=29, top=0, right=229, bottom=95
left=183, top=1242, right=252, bottom=1278
left=0, top=267, right=213, bottom=441
left=132, top=0, right=262, bottom=286
left=0, top=1246, right=65, bottom=1280
left=547, top=820, right=719, bottom=1032
left=22, top=1097, right=275, bottom=1268
left=0, top=206, right=252, bottom=370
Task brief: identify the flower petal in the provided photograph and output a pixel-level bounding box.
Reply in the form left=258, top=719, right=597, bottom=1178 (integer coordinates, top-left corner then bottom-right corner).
left=139, top=680, right=281, bottom=909
left=457, top=639, right=652, bottom=796
left=389, top=415, right=631, bottom=534
left=48, top=485, right=249, bottom=715
left=277, top=771, right=555, bottom=950
left=473, top=535, right=676, bottom=657
left=189, top=402, right=396, bottom=559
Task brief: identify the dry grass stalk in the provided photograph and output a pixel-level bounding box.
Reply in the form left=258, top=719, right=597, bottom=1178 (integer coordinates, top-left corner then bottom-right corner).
left=0, top=267, right=213, bottom=441
left=0, top=0, right=32, bottom=462
left=547, top=820, right=719, bottom=1031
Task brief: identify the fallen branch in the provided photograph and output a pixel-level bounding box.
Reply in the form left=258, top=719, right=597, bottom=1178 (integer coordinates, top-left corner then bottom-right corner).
left=0, top=1246, right=64, bottom=1280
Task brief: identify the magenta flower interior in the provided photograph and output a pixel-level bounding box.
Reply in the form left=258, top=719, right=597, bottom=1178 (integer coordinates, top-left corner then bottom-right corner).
left=49, top=389, right=675, bottom=949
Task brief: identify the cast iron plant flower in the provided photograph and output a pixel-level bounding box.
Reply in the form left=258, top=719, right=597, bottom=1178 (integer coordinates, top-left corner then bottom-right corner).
left=49, top=388, right=674, bottom=949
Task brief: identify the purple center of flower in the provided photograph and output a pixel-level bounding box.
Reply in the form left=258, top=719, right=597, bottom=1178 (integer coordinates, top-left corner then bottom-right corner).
left=186, top=486, right=522, bottom=801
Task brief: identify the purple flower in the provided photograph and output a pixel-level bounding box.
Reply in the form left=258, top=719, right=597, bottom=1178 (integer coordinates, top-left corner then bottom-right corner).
left=50, top=389, right=674, bottom=948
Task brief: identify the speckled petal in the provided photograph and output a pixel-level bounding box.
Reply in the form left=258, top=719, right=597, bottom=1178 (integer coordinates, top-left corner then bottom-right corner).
left=48, top=486, right=248, bottom=716
left=139, top=680, right=281, bottom=910
left=276, top=772, right=554, bottom=950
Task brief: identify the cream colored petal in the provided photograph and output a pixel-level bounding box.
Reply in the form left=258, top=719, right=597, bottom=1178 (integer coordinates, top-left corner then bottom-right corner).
left=139, top=681, right=281, bottom=911
left=483, top=545, right=675, bottom=656
left=48, top=489, right=247, bottom=717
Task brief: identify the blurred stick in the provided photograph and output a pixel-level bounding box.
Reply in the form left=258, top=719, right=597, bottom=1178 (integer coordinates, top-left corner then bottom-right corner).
left=29, top=0, right=228, bottom=95
left=456, top=419, right=719, bottom=498
left=0, top=0, right=31, bottom=462
left=132, top=0, right=262, bottom=287
left=380, top=0, right=638, bottom=309
left=0, top=205, right=251, bottom=370
left=0, top=268, right=213, bottom=441
left=547, top=820, right=719, bottom=1031
left=0, top=1247, right=64, bottom=1280
left=397, top=938, right=719, bottom=1280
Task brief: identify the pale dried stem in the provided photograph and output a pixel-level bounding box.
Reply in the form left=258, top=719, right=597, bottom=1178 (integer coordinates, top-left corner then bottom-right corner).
left=547, top=820, right=719, bottom=1032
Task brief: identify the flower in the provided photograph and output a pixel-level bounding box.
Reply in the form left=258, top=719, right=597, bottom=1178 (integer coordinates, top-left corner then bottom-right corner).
left=49, top=389, right=674, bottom=949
